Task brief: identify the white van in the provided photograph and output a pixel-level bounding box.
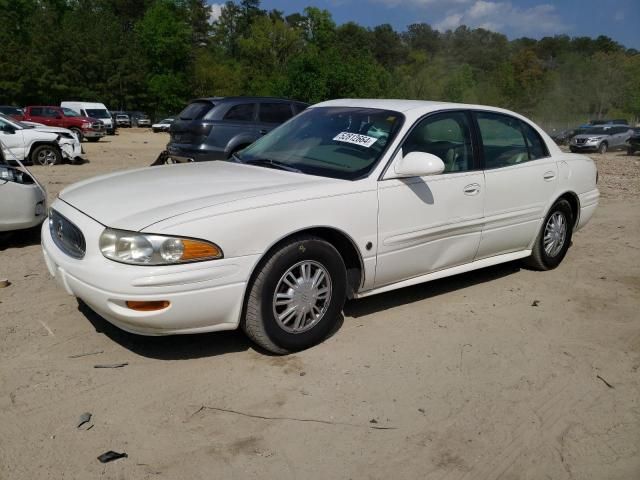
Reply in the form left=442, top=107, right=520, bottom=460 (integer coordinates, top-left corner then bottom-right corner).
left=61, top=101, right=115, bottom=134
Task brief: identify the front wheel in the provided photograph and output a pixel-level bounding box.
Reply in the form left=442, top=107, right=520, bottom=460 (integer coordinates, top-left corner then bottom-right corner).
left=242, top=236, right=347, bottom=354
left=598, top=142, right=608, bottom=154
left=30, top=145, right=61, bottom=166
left=524, top=199, right=573, bottom=271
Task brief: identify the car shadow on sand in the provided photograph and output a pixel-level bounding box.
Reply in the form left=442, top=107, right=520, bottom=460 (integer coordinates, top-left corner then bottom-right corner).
left=0, top=227, right=41, bottom=251
left=78, top=300, right=252, bottom=360
left=344, top=261, right=521, bottom=318
left=77, top=262, right=520, bottom=359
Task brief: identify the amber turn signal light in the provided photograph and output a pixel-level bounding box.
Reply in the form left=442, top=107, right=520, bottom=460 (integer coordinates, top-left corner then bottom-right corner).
left=181, top=239, right=222, bottom=261
left=126, top=300, right=171, bottom=311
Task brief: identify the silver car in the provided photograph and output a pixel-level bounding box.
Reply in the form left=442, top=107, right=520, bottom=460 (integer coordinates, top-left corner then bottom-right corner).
left=570, top=125, right=634, bottom=154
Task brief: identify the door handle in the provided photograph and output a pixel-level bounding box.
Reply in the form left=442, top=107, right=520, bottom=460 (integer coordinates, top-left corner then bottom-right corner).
left=543, top=171, right=556, bottom=181
left=463, top=183, right=480, bottom=195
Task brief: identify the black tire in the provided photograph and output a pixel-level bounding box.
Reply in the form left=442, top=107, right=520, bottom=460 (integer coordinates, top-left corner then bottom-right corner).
left=598, top=142, right=608, bottom=154
left=569, top=147, right=577, bottom=153
left=242, top=236, right=347, bottom=354
left=87, top=137, right=100, bottom=142
left=30, top=145, right=61, bottom=166
left=69, top=128, right=83, bottom=142
left=524, top=199, right=574, bottom=271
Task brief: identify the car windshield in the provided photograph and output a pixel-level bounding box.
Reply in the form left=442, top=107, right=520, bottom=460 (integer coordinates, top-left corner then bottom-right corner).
left=0, top=113, right=22, bottom=129
left=160, top=118, right=173, bottom=124
left=85, top=109, right=110, bottom=119
left=235, top=107, right=404, bottom=180
left=62, top=108, right=80, bottom=117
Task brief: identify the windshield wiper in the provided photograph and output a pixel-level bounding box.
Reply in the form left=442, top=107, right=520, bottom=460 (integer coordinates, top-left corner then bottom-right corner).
left=242, top=158, right=302, bottom=173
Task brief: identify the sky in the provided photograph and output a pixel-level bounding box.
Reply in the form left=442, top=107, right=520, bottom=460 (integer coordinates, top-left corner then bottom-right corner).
left=210, top=0, right=640, bottom=49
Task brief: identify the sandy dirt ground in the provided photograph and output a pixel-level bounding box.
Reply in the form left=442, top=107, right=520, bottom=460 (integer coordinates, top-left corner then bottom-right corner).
left=1, top=129, right=639, bottom=479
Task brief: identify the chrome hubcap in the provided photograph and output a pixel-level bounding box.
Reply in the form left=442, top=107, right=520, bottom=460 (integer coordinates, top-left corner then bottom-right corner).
left=37, top=149, right=56, bottom=165
left=544, top=212, right=567, bottom=257
left=272, top=260, right=332, bottom=334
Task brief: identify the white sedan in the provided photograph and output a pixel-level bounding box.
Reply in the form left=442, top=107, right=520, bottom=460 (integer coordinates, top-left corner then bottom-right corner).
left=42, top=100, right=599, bottom=353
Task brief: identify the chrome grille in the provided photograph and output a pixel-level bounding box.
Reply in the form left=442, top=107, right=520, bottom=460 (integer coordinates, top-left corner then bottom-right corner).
left=575, top=138, right=586, bottom=144
left=49, top=209, right=86, bottom=259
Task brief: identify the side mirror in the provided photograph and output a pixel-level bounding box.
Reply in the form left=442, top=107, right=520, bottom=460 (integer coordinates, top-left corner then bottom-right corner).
left=393, top=151, right=445, bottom=178
left=1, top=124, right=16, bottom=134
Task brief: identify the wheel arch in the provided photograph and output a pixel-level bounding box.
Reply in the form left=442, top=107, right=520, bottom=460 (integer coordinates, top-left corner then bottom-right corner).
left=27, top=141, right=61, bottom=159
left=555, top=190, right=580, bottom=228
left=244, top=226, right=365, bottom=302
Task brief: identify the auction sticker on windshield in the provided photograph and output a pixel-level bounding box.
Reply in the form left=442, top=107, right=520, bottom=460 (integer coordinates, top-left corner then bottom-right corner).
left=333, top=132, right=378, bottom=148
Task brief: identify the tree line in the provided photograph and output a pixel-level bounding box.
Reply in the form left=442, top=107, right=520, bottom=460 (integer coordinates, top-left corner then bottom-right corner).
left=1, top=0, right=639, bottom=129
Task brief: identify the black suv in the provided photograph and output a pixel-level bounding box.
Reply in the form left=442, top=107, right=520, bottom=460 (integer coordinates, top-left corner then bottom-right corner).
left=167, top=97, right=308, bottom=163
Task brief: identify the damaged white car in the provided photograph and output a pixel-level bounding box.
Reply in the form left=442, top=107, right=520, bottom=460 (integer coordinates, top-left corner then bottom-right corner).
left=0, top=114, right=84, bottom=166
left=0, top=159, right=47, bottom=235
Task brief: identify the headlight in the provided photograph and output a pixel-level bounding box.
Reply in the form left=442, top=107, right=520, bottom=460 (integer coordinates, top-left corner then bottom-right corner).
left=81, top=122, right=92, bottom=128
left=99, top=228, right=223, bottom=265
left=0, top=166, right=35, bottom=185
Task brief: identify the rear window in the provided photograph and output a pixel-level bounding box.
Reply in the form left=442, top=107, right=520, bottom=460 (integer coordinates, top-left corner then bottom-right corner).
left=259, top=103, right=293, bottom=124
left=178, top=101, right=213, bottom=120
left=224, top=103, right=256, bottom=122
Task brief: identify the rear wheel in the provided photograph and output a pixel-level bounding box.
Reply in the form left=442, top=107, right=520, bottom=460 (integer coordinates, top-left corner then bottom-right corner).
left=524, top=199, right=573, bottom=271
left=30, top=145, right=61, bottom=166
left=598, top=142, right=608, bottom=154
left=242, top=236, right=347, bottom=354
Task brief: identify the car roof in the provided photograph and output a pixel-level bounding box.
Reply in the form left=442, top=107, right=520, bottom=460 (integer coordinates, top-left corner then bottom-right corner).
left=190, top=96, right=308, bottom=104
left=312, top=98, right=530, bottom=117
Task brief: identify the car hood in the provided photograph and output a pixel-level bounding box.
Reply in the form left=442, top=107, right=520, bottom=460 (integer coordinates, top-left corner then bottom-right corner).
left=59, top=161, right=342, bottom=231
left=24, top=124, right=73, bottom=135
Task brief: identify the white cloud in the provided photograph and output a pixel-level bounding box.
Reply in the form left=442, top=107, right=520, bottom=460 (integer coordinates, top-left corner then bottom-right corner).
left=209, top=3, right=222, bottom=23
left=433, top=1, right=566, bottom=36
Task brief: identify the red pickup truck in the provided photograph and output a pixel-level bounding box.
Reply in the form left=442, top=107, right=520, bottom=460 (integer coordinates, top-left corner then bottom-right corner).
left=23, top=106, right=106, bottom=142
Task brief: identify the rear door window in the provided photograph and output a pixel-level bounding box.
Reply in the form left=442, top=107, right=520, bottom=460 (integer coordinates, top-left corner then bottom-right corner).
left=520, top=122, right=548, bottom=159
left=29, top=107, right=44, bottom=116
left=258, top=103, right=293, bottom=124
left=224, top=103, right=256, bottom=122
left=178, top=101, right=213, bottom=120
left=476, top=112, right=529, bottom=169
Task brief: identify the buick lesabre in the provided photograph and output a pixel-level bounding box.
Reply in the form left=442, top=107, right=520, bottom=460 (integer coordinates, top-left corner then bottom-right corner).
left=42, top=100, right=599, bottom=353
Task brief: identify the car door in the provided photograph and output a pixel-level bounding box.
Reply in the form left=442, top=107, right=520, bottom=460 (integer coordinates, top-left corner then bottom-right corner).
left=375, top=110, right=485, bottom=288
left=256, top=102, right=294, bottom=137
left=474, top=111, right=558, bottom=258
left=27, top=107, right=47, bottom=125
left=0, top=117, right=26, bottom=161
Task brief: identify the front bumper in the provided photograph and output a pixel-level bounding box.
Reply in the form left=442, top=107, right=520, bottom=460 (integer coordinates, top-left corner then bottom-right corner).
left=570, top=143, right=599, bottom=152
left=42, top=200, right=259, bottom=335
left=83, top=130, right=105, bottom=139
